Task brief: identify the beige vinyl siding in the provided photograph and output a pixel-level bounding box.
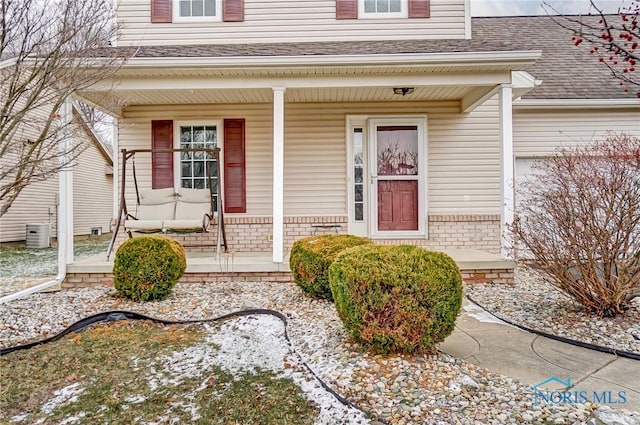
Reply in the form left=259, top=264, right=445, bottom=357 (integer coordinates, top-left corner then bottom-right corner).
left=116, top=0, right=466, bottom=46
left=0, top=100, right=60, bottom=242
left=121, top=98, right=501, bottom=217
left=72, top=137, right=114, bottom=236
left=0, top=141, right=113, bottom=242
left=0, top=168, right=58, bottom=242
left=513, top=109, right=640, bottom=157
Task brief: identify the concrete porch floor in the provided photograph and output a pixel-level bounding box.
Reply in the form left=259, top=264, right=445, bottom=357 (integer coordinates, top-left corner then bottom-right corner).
left=67, top=248, right=513, bottom=275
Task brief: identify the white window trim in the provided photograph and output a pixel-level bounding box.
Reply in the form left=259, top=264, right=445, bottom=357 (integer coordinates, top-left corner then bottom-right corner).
left=173, top=120, right=224, bottom=193
left=346, top=115, right=428, bottom=239
left=357, top=0, right=408, bottom=19
left=173, top=0, right=222, bottom=23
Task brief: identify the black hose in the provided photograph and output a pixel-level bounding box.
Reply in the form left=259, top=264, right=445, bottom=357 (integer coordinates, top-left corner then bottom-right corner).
left=466, top=295, right=640, bottom=361
left=0, top=308, right=381, bottom=422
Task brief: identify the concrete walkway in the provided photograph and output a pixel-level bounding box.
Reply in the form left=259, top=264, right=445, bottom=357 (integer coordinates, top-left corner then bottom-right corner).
left=440, top=300, right=640, bottom=411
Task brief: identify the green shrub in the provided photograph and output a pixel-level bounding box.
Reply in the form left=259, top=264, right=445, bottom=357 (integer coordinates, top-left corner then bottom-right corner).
left=329, top=245, right=463, bottom=354
left=113, top=236, right=186, bottom=301
left=289, top=234, right=373, bottom=300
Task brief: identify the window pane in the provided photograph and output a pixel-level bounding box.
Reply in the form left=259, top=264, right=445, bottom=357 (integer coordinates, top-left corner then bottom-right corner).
left=355, top=185, right=363, bottom=202
left=377, top=0, right=389, bottom=13
left=181, top=163, right=192, bottom=178
left=194, top=179, right=205, bottom=189
left=193, top=161, right=205, bottom=177
left=377, top=126, right=419, bottom=176
left=355, top=203, right=364, bottom=221
left=204, top=0, right=215, bottom=16
left=192, top=0, right=204, bottom=16
left=192, top=126, right=204, bottom=143
left=180, top=127, right=192, bottom=144
left=181, top=151, right=192, bottom=161
left=205, top=127, right=216, bottom=146
left=364, top=0, right=375, bottom=13
left=180, top=0, right=191, bottom=16
left=209, top=161, right=217, bottom=178
left=355, top=167, right=363, bottom=183
left=181, top=179, right=192, bottom=189
left=390, top=0, right=401, bottom=12
left=353, top=128, right=363, bottom=165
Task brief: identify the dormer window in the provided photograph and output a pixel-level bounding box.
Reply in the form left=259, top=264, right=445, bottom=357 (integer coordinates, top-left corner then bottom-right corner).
left=359, top=0, right=407, bottom=18
left=174, top=0, right=222, bottom=22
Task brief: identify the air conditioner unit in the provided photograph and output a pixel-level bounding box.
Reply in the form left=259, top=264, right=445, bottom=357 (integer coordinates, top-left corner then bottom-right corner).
left=26, top=223, right=51, bottom=248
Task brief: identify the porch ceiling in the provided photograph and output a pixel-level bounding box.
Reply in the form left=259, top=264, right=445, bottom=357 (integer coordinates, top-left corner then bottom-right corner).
left=78, top=60, right=537, bottom=116
left=80, top=85, right=475, bottom=107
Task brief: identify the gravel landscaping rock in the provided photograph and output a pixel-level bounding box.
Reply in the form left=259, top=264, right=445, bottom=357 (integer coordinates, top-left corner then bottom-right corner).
left=467, top=266, right=640, bottom=355
left=0, top=281, right=633, bottom=424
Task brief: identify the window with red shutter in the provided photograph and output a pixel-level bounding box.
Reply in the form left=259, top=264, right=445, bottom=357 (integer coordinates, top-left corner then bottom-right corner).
left=408, top=0, right=430, bottom=18
left=336, top=0, right=357, bottom=19
left=151, top=120, right=174, bottom=189
left=223, top=0, right=244, bottom=22
left=223, top=119, right=246, bottom=213
left=151, top=0, right=172, bottom=23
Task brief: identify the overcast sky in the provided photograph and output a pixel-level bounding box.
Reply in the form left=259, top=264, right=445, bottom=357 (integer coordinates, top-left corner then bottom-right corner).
left=471, top=0, right=625, bottom=16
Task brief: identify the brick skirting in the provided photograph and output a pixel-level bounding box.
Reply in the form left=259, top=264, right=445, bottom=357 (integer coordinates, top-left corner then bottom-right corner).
left=112, top=214, right=501, bottom=254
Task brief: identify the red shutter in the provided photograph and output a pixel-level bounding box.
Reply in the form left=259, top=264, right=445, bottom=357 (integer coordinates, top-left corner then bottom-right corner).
left=336, top=0, right=357, bottom=19
left=408, top=0, right=430, bottom=18
left=223, top=0, right=244, bottom=22
left=223, top=119, right=246, bottom=213
left=151, top=0, right=172, bottom=23
left=151, top=120, right=174, bottom=189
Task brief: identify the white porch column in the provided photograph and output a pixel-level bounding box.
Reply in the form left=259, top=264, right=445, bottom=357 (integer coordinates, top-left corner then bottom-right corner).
left=60, top=98, right=74, bottom=264
left=499, top=84, right=514, bottom=259
left=272, top=87, right=286, bottom=263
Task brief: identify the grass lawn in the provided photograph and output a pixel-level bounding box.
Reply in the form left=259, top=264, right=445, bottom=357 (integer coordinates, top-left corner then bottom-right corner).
left=0, top=320, right=320, bottom=424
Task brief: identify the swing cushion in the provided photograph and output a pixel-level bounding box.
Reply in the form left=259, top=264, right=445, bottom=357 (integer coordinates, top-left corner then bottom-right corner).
left=167, top=189, right=212, bottom=230
left=125, top=188, right=176, bottom=232
left=140, top=188, right=175, bottom=205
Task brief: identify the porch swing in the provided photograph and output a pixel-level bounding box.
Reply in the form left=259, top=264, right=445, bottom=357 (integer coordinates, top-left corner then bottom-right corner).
left=106, top=147, right=228, bottom=260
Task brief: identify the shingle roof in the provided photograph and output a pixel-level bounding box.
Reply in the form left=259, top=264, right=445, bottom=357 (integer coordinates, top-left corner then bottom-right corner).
left=101, top=15, right=635, bottom=100
left=472, top=15, right=637, bottom=99
left=120, top=38, right=520, bottom=57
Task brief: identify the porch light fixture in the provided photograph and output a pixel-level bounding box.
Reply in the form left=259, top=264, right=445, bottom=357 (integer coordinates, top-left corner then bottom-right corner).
left=393, top=87, right=415, bottom=96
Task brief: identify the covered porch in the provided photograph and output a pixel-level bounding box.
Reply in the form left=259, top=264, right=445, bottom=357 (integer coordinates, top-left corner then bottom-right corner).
left=69, top=43, right=542, bottom=279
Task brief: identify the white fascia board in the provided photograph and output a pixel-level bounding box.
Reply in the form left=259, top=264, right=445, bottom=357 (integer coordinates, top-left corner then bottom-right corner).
left=514, top=98, right=640, bottom=109
left=121, top=50, right=543, bottom=69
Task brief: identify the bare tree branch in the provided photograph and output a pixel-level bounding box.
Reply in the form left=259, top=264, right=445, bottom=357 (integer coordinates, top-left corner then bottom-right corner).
left=0, top=0, right=128, bottom=217
left=513, top=133, right=640, bottom=316
left=544, top=0, right=640, bottom=96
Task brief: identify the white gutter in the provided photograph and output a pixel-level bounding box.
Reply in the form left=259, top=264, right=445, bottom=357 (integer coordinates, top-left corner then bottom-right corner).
left=0, top=100, right=73, bottom=304
left=120, top=50, right=543, bottom=68
left=514, top=98, right=640, bottom=109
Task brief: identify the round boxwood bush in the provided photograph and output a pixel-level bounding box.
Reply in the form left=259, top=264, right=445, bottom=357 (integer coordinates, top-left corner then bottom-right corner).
left=113, top=236, right=186, bottom=301
left=289, top=234, right=372, bottom=300
left=329, top=245, right=463, bottom=354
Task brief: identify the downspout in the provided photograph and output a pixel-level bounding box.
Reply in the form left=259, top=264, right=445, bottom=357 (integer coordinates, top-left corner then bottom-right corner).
left=0, top=99, right=72, bottom=304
